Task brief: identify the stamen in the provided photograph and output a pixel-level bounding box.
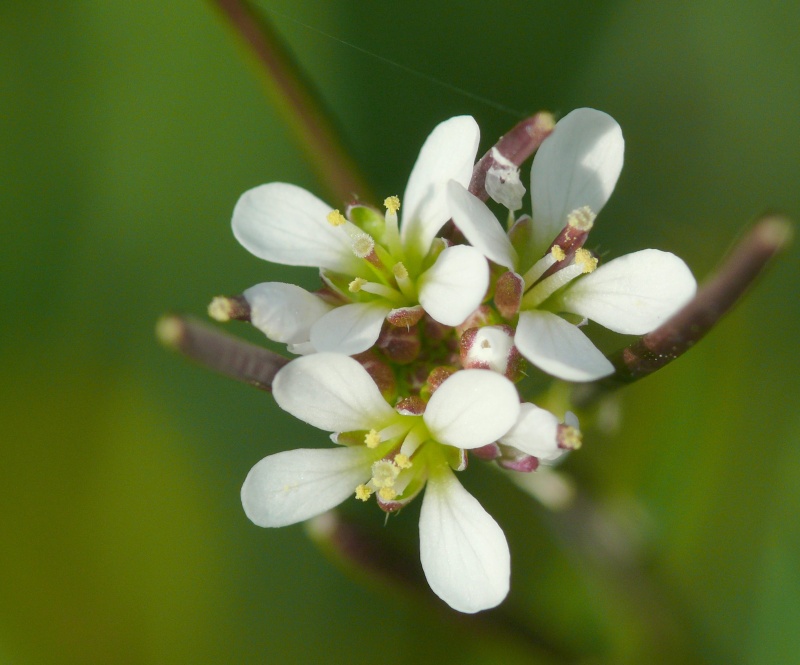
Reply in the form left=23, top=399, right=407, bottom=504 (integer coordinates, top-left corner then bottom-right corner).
left=394, top=453, right=412, bottom=469
left=364, top=429, right=381, bottom=449
left=574, top=248, right=598, bottom=273
left=378, top=487, right=397, bottom=501
left=521, top=252, right=558, bottom=288
left=349, top=277, right=367, bottom=293
left=392, top=262, right=417, bottom=300
left=520, top=262, right=585, bottom=309
left=355, top=484, right=373, bottom=501
left=327, top=209, right=347, bottom=226
left=550, top=245, right=566, bottom=262
left=358, top=281, right=404, bottom=302
left=557, top=424, right=583, bottom=450
left=381, top=195, right=402, bottom=257
left=384, top=196, right=401, bottom=214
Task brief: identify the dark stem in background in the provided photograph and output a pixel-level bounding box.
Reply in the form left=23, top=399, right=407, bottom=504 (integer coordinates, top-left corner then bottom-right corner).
left=307, top=510, right=581, bottom=663
left=210, top=0, right=372, bottom=203
left=574, top=214, right=793, bottom=408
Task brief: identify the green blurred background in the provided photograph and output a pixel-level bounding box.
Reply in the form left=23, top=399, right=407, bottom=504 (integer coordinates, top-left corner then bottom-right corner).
left=2, top=1, right=798, bottom=663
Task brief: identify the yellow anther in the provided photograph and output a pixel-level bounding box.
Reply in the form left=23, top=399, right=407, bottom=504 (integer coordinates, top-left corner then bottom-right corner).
left=327, top=209, right=347, bottom=226
left=559, top=425, right=583, bottom=450
left=378, top=487, right=397, bottom=501
left=394, top=453, right=412, bottom=469
left=550, top=245, right=566, bottom=262
left=567, top=206, right=596, bottom=231
left=384, top=196, right=401, bottom=214
left=364, top=429, right=381, bottom=449
left=392, top=262, right=409, bottom=280
left=349, top=277, right=367, bottom=293
left=355, top=484, right=373, bottom=501
left=574, top=248, right=598, bottom=274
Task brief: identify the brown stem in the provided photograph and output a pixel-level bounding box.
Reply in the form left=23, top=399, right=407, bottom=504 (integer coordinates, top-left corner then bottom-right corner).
left=210, top=0, right=372, bottom=203
left=157, top=315, right=289, bottom=391
left=575, top=214, right=793, bottom=406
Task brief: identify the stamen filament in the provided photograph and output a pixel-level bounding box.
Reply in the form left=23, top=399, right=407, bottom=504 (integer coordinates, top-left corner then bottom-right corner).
left=359, top=281, right=405, bottom=303
left=399, top=422, right=429, bottom=458
left=521, top=252, right=558, bottom=288
left=392, top=262, right=417, bottom=301
left=382, top=196, right=403, bottom=257
left=521, top=262, right=584, bottom=309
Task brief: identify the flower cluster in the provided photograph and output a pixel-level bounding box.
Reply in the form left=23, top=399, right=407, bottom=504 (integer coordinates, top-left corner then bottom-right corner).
left=218, top=110, right=696, bottom=613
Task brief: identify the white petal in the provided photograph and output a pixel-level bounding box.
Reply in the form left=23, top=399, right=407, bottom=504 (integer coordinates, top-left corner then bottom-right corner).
left=273, top=353, right=395, bottom=432
left=419, top=468, right=510, bottom=613
left=447, top=181, right=518, bottom=269
left=499, top=402, right=562, bottom=460
left=232, top=182, right=365, bottom=275
left=424, top=370, right=520, bottom=449
left=418, top=245, right=489, bottom=326
left=401, top=116, right=480, bottom=261
left=553, top=249, right=697, bottom=334
left=244, top=282, right=333, bottom=344
left=515, top=310, right=614, bottom=382
left=309, top=302, right=390, bottom=355
left=241, top=446, right=374, bottom=527
left=531, top=109, right=624, bottom=251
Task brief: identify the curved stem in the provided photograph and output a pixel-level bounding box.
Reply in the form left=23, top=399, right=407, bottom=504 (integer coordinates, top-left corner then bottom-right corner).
left=210, top=0, right=372, bottom=202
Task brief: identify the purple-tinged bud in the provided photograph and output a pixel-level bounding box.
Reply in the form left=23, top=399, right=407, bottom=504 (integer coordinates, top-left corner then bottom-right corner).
left=376, top=324, right=421, bottom=364
left=395, top=395, right=427, bottom=416
left=460, top=325, right=521, bottom=380
left=471, top=442, right=501, bottom=461
left=422, top=315, right=450, bottom=343
left=425, top=366, right=457, bottom=395
left=387, top=305, right=425, bottom=328
left=353, top=351, right=397, bottom=402
left=497, top=444, right=540, bottom=472
left=495, top=271, right=524, bottom=318
left=455, top=305, right=497, bottom=336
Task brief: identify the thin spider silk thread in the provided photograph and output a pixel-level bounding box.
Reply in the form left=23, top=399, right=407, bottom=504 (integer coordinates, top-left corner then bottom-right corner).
left=262, top=5, right=528, bottom=118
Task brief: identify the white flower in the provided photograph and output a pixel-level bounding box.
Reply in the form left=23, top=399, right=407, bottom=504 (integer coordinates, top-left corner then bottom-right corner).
left=231, top=117, right=489, bottom=356
left=448, top=108, right=697, bottom=382
left=241, top=353, right=525, bottom=613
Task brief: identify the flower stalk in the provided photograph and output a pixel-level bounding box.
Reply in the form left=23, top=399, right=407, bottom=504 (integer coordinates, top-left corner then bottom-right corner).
left=156, top=314, right=288, bottom=391
left=210, top=0, right=371, bottom=202
left=573, top=213, right=793, bottom=407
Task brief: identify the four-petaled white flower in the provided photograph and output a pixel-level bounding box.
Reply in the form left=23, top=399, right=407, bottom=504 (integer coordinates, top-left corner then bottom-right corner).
left=448, top=108, right=698, bottom=381
left=241, top=353, right=564, bottom=613
left=232, top=116, right=490, bottom=356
